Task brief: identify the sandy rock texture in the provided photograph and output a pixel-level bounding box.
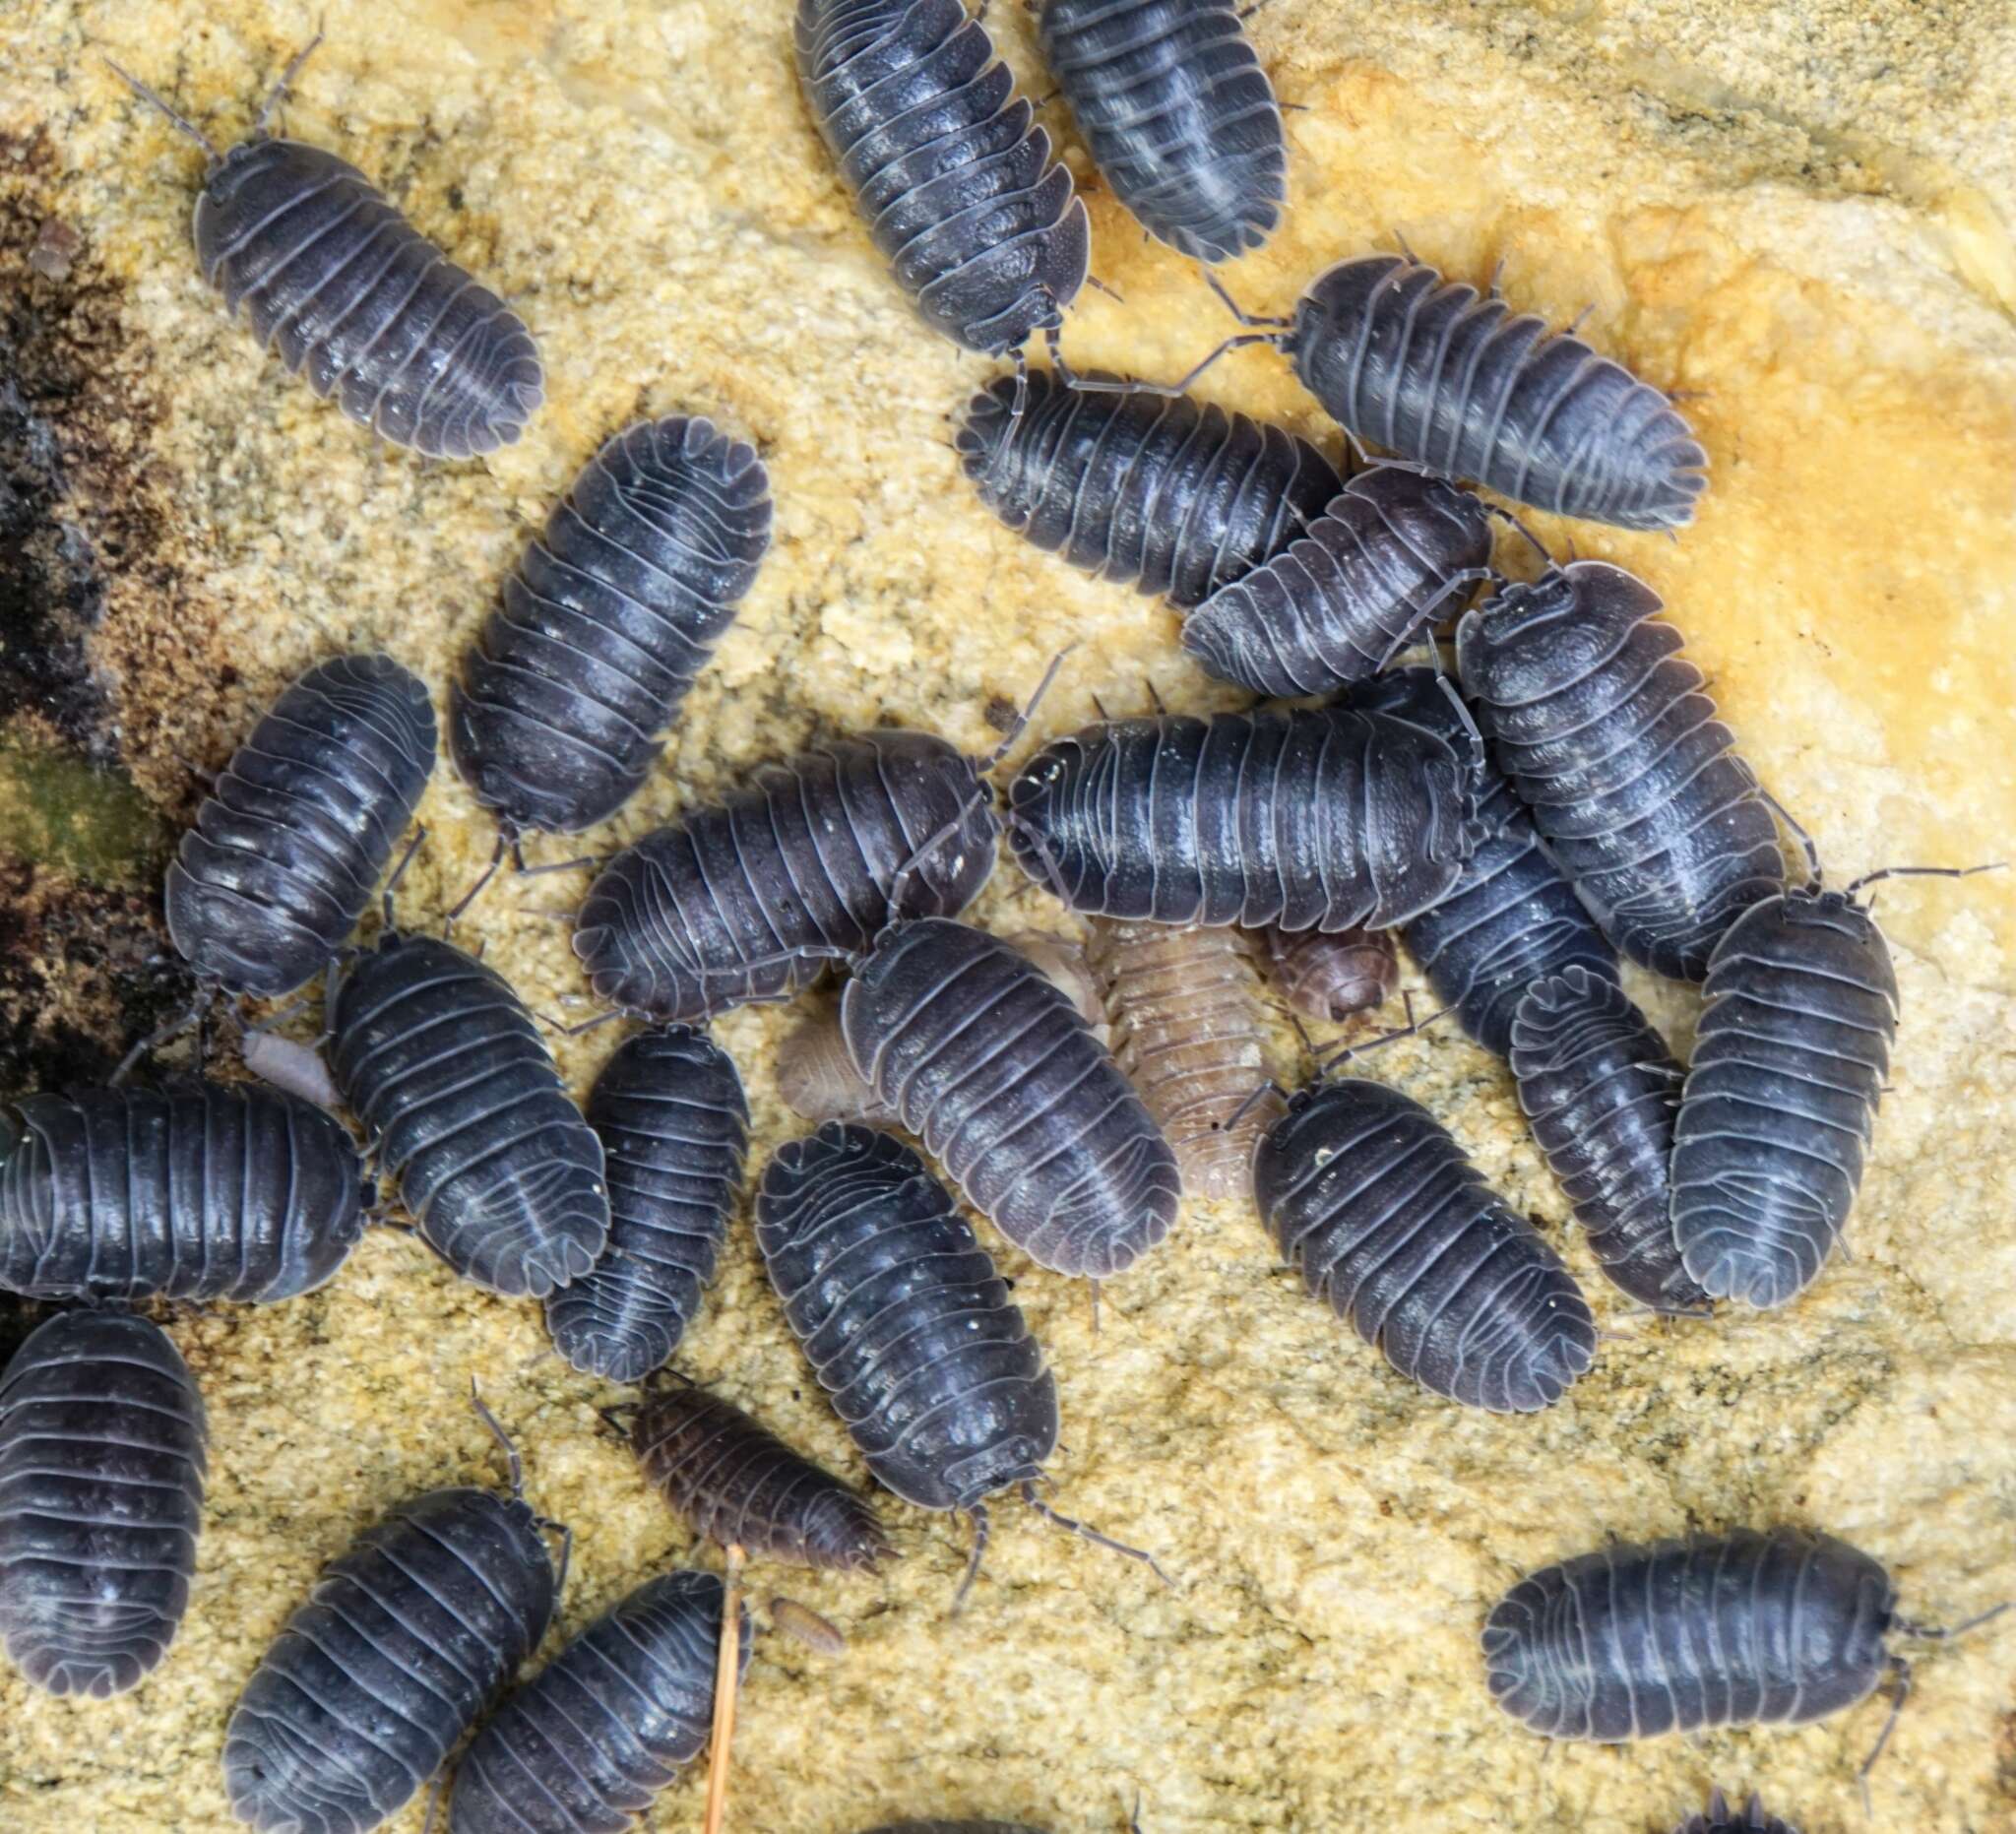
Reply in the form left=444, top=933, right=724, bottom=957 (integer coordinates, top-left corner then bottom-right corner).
left=2, top=0, right=2014, bottom=1828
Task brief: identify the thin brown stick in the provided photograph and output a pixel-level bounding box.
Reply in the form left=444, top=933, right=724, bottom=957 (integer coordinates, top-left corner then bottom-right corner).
left=702, top=1542, right=746, bottom=1834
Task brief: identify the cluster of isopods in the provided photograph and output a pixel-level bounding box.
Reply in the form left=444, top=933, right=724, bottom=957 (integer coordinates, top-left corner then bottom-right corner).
left=8, top=6, right=1994, bottom=1831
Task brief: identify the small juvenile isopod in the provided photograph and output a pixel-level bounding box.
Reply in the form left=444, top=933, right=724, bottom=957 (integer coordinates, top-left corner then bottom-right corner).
left=451, top=416, right=774, bottom=840
left=0, top=1081, right=366, bottom=1303
left=1508, top=968, right=1710, bottom=1313
left=956, top=370, right=1341, bottom=608
left=166, top=654, right=436, bottom=1001
left=1037, top=0, right=1285, bottom=263
left=448, top=1569, right=748, bottom=1834
left=758, top=1123, right=1166, bottom=1606
left=328, top=930, right=608, bottom=1298
left=627, top=1380, right=891, bottom=1571
left=239, top=1026, right=342, bottom=1109
left=1676, top=1792, right=1798, bottom=1834
left=1182, top=468, right=1495, bottom=695
left=1085, top=919, right=1276, bottom=1203
left=1482, top=1527, right=2004, bottom=1762
left=110, top=37, right=542, bottom=458
left=769, top=1596, right=847, bottom=1656
left=841, top=918, right=1180, bottom=1279
left=1457, top=561, right=1784, bottom=981
left=543, top=1027, right=747, bottom=1381
left=1253, top=1077, right=1596, bottom=1411
left=575, top=728, right=1001, bottom=1025
left=796, top=0, right=1088, bottom=357
left=1007, top=704, right=1481, bottom=932
left=0, top=1311, right=207, bottom=1697
left=1250, top=924, right=1397, bottom=1025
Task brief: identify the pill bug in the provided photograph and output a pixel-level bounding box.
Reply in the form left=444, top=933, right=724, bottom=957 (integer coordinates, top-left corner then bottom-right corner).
left=110, top=37, right=542, bottom=458
left=1037, top=0, right=1284, bottom=263
left=758, top=1123, right=1165, bottom=1605
left=574, top=728, right=1001, bottom=1025
left=1250, top=923, right=1397, bottom=1025
left=795, top=0, right=1088, bottom=357
left=1182, top=468, right=1494, bottom=695
left=543, top=1027, right=748, bottom=1382
left=1670, top=883, right=1898, bottom=1309
left=1193, top=254, right=1705, bottom=531
left=327, top=930, right=608, bottom=1298
left=769, top=1596, right=847, bottom=1656
left=0, top=1081, right=366, bottom=1303
left=841, top=918, right=1180, bottom=1278
left=165, top=654, right=436, bottom=1001
left=0, top=1311, right=207, bottom=1698
left=1253, top=1077, right=1596, bottom=1411
left=956, top=370, right=1341, bottom=609
left=448, top=1569, right=748, bottom=1834
left=450, top=416, right=774, bottom=840
left=1007, top=703, right=1482, bottom=932
left=1509, top=968, right=1711, bottom=1313
left=1481, top=1527, right=2002, bottom=1761
left=1085, top=919, right=1276, bottom=1203
left=1676, top=1791, right=1797, bottom=1834
left=1457, top=561, right=1784, bottom=981
left=1354, top=664, right=1617, bottom=1054
left=222, top=1404, right=562, bottom=1834
left=239, top=1027, right=341, bottom=1109
left=625, top=1380, right=891, bottom=1571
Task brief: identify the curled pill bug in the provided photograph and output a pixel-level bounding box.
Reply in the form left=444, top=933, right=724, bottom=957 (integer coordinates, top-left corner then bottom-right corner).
left=109, top=36, right=542, bottom=458
left=451, top=415, right=774, bottom=841
left=796, top=0, right=1088, bottom=360
left=1676, top=1791, right=1799, bottom=1834
left=0, top=1311, right=207, bottom=1698
left=543, top=1027, right=747, bottom=1382
left=956, top=370, right=1341, bottom=608
left=1086, top=919, right=1277, bottom=1203
left=1249, top=923, right=1397, bottom=1025
left=769, top=1596, right=847, bottom=1656
left=622, top=1381, right=891, bottom=1572
left=1253, top=1076, right=1596, bottom=1412
left=758, top=1123, right=1169, bottom=1608
left=1508, top=968, right=1709, bottom=1313
left=1481, top=1526, right=2010, bottom=1769
left=0, top=1081, right=366, bottom=1303
left=448, top=1569, right=748, bottom=1834
left=223, top=1394, right=565, bottom=1834
left=328, top=914, right=608, bottom=1299
left=1038, top=0, right=1285, bottom=262
left=1456, top=561, right=1784, bottom=981
left=841, top=918, right=1180, bottom=1279
left=1353, top=664, right=1617, bottom=1055
left=1008, top=702, right=1483, bottom=932
left=1182, top=468, right=1495, bottom=696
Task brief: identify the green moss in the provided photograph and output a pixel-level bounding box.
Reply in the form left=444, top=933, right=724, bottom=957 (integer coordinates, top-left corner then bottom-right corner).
left=0, top=728, right=169, bottom=886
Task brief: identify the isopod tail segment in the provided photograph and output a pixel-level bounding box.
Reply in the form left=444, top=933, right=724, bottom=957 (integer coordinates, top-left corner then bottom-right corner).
left=1857, top=1600, right=2013, bottom=1808
left=949, top=1483, right=1172, bottom=1617
left=105, top=23, right=323, bottom=167
left=469, top=1378, right=573, bottom=1598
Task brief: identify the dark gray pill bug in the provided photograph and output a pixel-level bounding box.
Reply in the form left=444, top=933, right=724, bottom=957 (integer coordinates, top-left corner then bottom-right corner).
left=543, top=1027, right=747, bottom=1382
left=956, top=369, right=1341, bottom=609
left=574, top=728, right=1000, bottom=1025
left=112, top=38, right=542, bottom=458
left=1457, top=561, right=1784, bottom=981
left=1509, top=968, right=1710, bottom=1314
left=1038, top=0, right=1284, bottom=263
left=1352, top=664, right=1617, bottom=1055
left=1007, top=703, right=1482, bottom=932
left=165, top=654, right=436, bottom=1000
left=327, top=931, right=608, bottom=1298
left=1183, top=468, right=1495, bottom=695
left=760, top=1124, right=1161, bottom=1607
left=1253, top=1077, right=1596, bottom=1412
left=451, top=416, right=774, bottom=839
left=796, top=0, right=1088, bottom=356
left=628, top=1381, right=891, bottom=1572
left=841, top=918, right=1179, bottom=1279
left=1670, top=885, right=1897, bottom=1309
left=222, top=1471, right=559, bottom=1833
left=1250, top=923, right=1397, bottom=1025
left=0, top=1311, right=207, bottom=1698
left=1265, top=254, right=1706, bottom=531
left=0, top=1081, right=366, bottom=1303
left=1676, top=1791, right=1798, bottom=1834
left=448, top=1569, right=748, bottom=1834
left=1483, top=1528, right=1913, bottom=1746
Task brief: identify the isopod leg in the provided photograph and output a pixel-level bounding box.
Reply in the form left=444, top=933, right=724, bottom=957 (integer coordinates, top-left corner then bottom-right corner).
left=109, top=982, right=217, bottom=1086
left=1858, top=1654, right=1912, bottom=1809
